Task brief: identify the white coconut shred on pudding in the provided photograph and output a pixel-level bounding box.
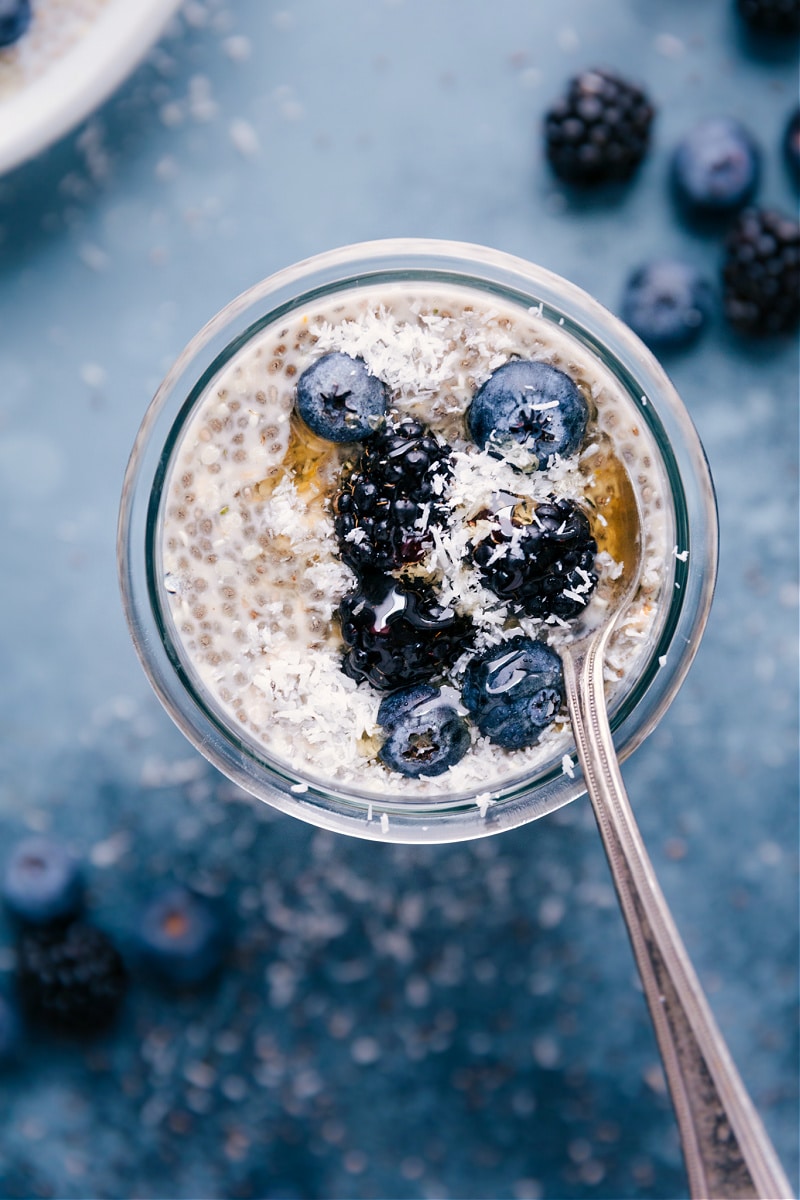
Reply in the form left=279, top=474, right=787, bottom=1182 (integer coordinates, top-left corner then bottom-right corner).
left=159, top=283, right=671, bottom=798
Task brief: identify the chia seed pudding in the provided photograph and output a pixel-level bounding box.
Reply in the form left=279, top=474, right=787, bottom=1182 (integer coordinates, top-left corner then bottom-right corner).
left=158, top=283, right=672, bottom=800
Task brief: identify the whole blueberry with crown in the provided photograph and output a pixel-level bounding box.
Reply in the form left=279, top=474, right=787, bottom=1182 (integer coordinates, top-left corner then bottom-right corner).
left=462, top=638, right=565, bottom=751
left=295, top=352, right=388, bottom=443
left=377, top=684, right=470, bottom=777
left=334, top=418, right=452, bottom=573
left=468, top=360, right=588, bottom=470
left=621, top=260, right=714, bottom=350
left=2, top=836, right=83, bottom=926
left=544, top=67, right=655, bottom=187
left=137, top=885, right=225, bottom=986
left=672, top=118, right=760, bottom=218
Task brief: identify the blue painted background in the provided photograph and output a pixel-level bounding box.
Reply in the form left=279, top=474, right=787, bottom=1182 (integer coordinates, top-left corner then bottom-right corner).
left=0, top=2, right=797, bottom=1197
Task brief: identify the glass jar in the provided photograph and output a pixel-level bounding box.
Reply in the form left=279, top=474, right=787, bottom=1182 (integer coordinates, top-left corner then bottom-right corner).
left=118, top=239, right=717, bottom=843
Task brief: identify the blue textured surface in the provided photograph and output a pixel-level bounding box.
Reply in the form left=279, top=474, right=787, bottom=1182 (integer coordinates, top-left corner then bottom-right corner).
left=0, top=2, right=797, bottom=1197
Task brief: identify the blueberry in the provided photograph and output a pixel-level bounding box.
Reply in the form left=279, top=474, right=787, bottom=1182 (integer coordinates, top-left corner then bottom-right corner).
left=378, top=686, right=470, bottom=778
left=377, top=682, right=440, bottom=730
left=137, top=886, right=224, bottom=986
left=784, top=108, right=800, bottom=184
left=0, top=994, right=21, bottom=1065
left=467, top=360, right=588, bottom=469
left=295, top=352, right=388, bottom=443
left=621, top=260, right=714, bottom=350
left=462, top=638, right=564, bottom=751
left=0, top=0, right=31, bottom=48
left=2, top=837, right=83, bottom=926
left=672, top=118, right=760, bottom=217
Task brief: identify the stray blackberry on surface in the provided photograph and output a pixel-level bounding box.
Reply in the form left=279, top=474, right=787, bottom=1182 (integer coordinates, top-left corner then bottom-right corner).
left=736, top=0, right=800, bottom=37
left=17, top=921, right=127, bottom=1034
left=544, top=68, right=655, bottom=187
left=722, top=209, right=800, bottom=335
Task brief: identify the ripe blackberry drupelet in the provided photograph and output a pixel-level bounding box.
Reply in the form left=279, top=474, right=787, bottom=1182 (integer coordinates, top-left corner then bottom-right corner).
left=17, top=921, right=127, bottom=1033
left=338, top=574, right=473, bottom=692
left=736, top=0, right=800, bottom=36
left=334, top=419, right=452, bottom=574
left=722, top=209, right=800, bottom=336
left=471, top=496, right=598, bottom=621
left=544, top=68, right=655, bottom=187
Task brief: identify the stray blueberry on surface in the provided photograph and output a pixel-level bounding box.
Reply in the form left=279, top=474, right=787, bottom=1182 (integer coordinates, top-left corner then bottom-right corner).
left=672, top=118, right=760, bottom=217
left=784, top=107, right=800, bottom=184
left=2, top=837, right=83, bottom=926
left=0, top=994, right=21, bottom=1065
left=544, top=67, right=655, bottom=187
left=339, top=574, right=474, bottom=692
left=467, top=360, right=588, bottom=470
left=736, top=0, right=800, bottom=37
left=17, top=921, right=127, bottom=1034
left=722, top=208, right=800, bottom=335
left=378, top=685, right=470, bottom=778
left=137, top=886, right=225, bottom=986
left=462, top=638, right=564, bottom=751
left=621, top=260, right=714, bottom=350
left=295, top=352, right=388, bottom=443
left=0, top=0, right=31, bottom=49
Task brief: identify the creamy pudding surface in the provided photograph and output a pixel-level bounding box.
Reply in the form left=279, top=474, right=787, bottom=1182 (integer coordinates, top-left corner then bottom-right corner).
left=159, top=283, right=672, bottom=799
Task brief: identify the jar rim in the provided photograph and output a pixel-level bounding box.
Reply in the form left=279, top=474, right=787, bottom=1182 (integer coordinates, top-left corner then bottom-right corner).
left=118, top=239, right=718, bottom=844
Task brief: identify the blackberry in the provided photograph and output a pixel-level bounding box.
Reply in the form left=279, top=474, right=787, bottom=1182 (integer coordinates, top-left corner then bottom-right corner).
left=722, top=209, right=800, bottom=335
left=544, top=68, right=655, bottom=187
left=471, top=496, right=598, bottom=621
left=338, top=574, right=473, bottom=692
left=334, top=419, right=452, bottom=574
left=736, top=0, right=800, bottom=37
left=17, top=921, right=127, bottom=1034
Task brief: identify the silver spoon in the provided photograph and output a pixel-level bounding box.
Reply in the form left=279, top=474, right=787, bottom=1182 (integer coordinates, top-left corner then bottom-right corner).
left=560, top=463, right=793, bottom=1200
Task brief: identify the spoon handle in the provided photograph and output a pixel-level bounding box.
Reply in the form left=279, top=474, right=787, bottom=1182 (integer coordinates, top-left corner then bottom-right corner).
left=562, top=642, right=794, bottom=1200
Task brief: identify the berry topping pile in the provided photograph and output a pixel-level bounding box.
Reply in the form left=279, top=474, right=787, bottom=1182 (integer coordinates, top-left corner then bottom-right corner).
left=334, top=418, right=452, bottom=572
left=295, top=347, right=605, bottom=780
left=544, top=68, right=655, bottom=187
left=722, top=208, right=800, bottom=335
left=470, top=496, right=598, bottom=621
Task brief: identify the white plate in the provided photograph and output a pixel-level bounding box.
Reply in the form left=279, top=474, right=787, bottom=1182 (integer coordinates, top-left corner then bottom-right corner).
left=0, top=0, right=183, bottom=175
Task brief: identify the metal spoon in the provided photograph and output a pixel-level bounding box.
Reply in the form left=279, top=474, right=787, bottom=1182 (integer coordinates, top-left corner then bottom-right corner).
left=560, top=466, right=793, bottom=1200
